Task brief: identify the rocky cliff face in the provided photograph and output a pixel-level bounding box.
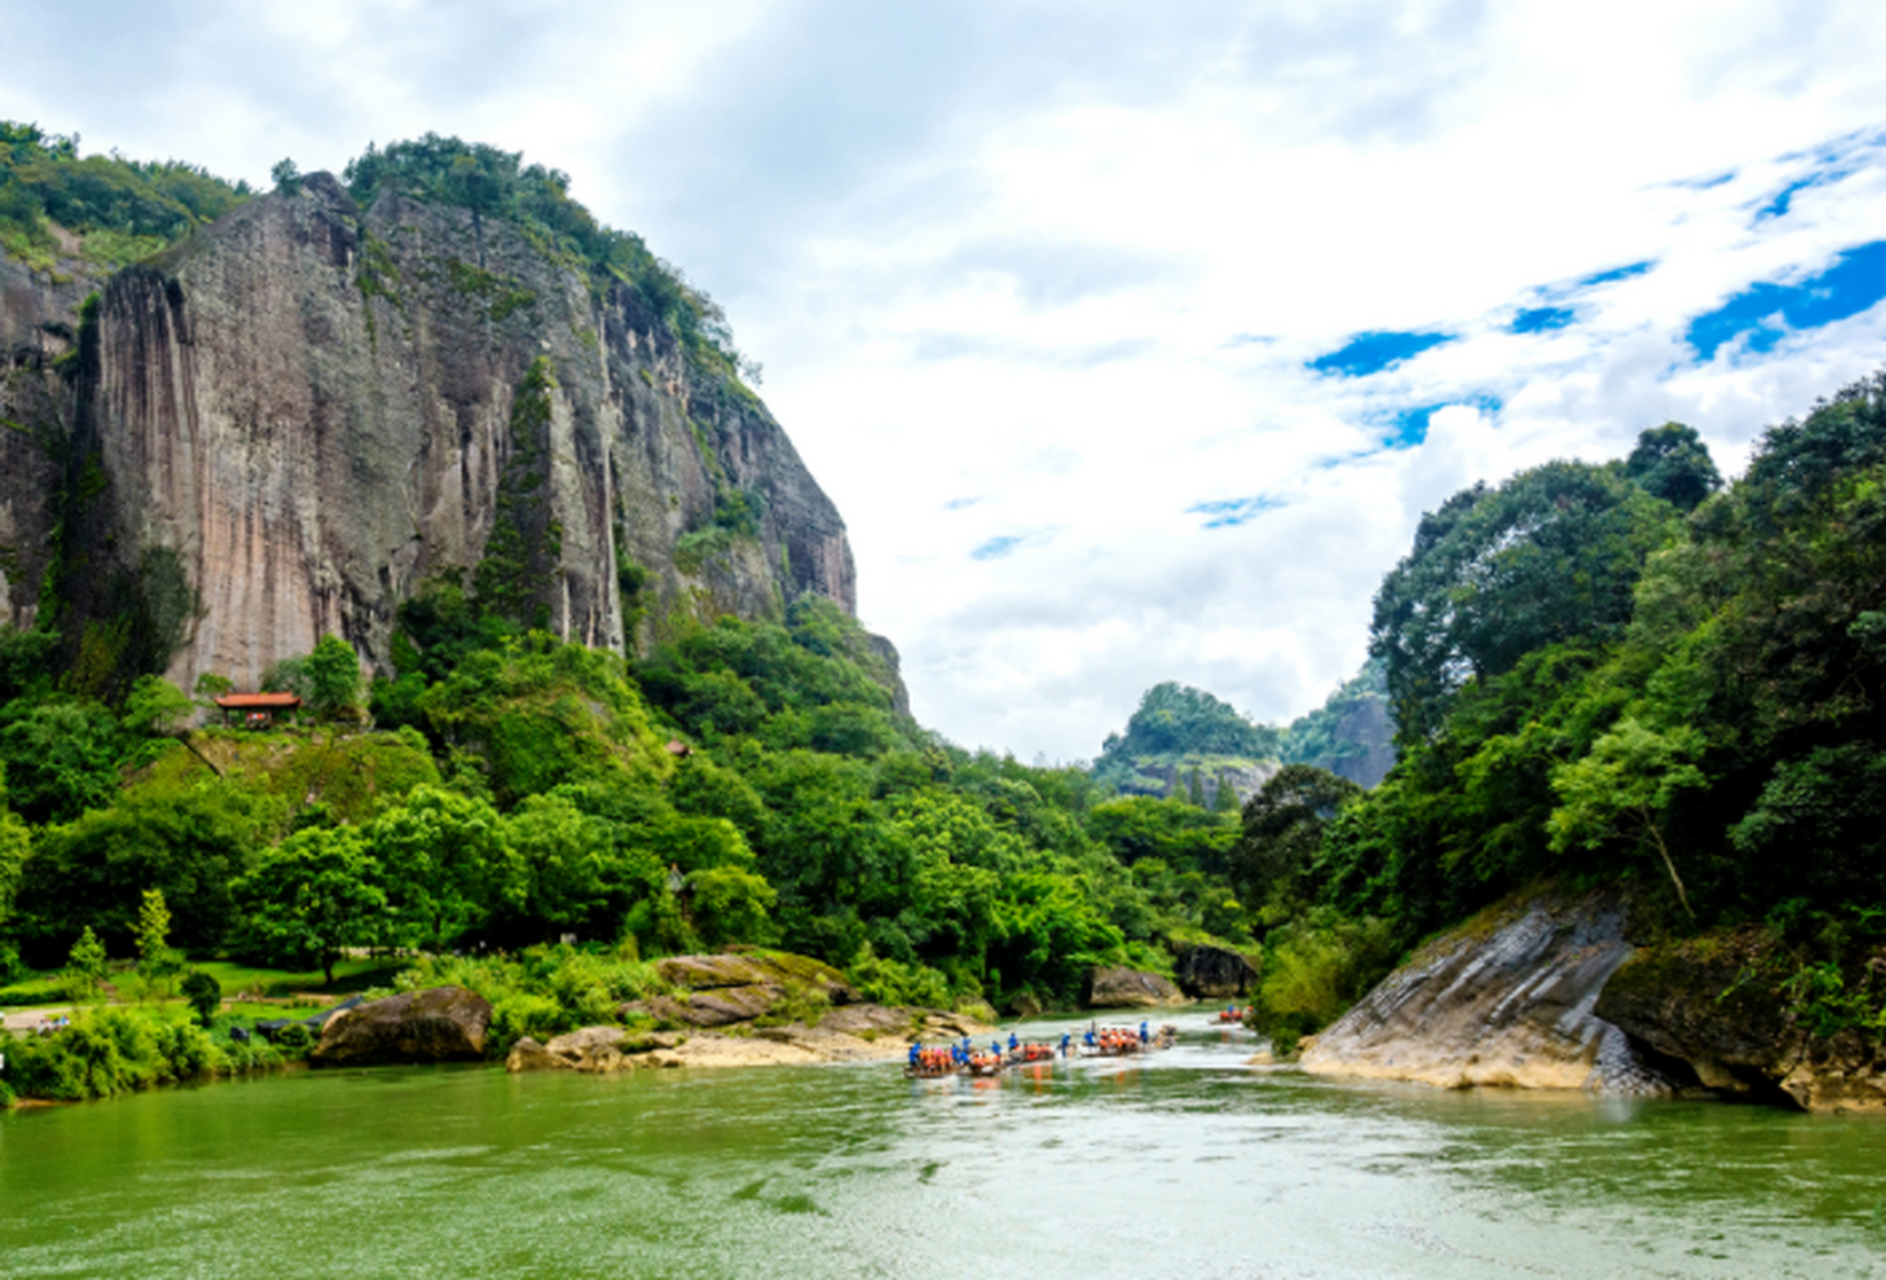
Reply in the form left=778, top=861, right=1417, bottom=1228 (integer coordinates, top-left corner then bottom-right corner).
left=1298, top=889, right=1684, bottom=1095
left=1298, top=886, right=1886, bottom=1112
left=0, top=174, right=874, bottom=692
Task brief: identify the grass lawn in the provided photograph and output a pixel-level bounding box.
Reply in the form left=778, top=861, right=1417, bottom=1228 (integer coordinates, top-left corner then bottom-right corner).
left=189, top=958, right=408, bottom=998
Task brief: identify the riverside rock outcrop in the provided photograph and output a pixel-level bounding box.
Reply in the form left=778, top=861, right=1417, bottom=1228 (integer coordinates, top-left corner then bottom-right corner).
left=1084, top=966, right=1187, bottom=1009
left=0, top=176, right=894, bottom=695
left=1173, top=943, right=1260, bottom=999
left=1299, top=891, right=1683, bottom=1094
left=622, top=951, right=862, bottom=1028
left=1596, top=932, right=1886, bottom=1112
left=310, top=985, right=491, bottom=1066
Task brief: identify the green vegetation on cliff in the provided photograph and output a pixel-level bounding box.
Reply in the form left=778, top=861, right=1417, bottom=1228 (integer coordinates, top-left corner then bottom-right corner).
left=0, top=122, right=249, bottom=270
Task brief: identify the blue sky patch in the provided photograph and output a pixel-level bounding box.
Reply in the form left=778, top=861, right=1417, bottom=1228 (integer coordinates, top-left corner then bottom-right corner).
left=1686, top=240, right=1886, bottom=361
left=1381, top=394, right=1503, bottom=448
left=971, top=535, right=1024, bottom=561
left=1187, top=496, right=1282, bottom=529
left=1307, top=330, right=1454, bottom=377
left=943, top=496, right=982, bottom=511
left=1577, top=261, right=1653, bottom=289
left=1512, top=306, right=1575, bottom=334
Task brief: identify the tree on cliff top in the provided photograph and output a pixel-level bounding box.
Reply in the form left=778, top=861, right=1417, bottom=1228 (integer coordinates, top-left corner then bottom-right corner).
left=1097, top=683, right=1280, bottom=765
left=341, top=133, right=740, bottom=371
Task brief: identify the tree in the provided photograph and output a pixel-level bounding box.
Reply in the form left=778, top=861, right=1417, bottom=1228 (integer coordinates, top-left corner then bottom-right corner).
left=1624, top=422, right=1722, bottom=511
left=0, top=699, right=124, bottom=824
left=688, top=864, right=777, bottom=948
left=180, top=969, right=222, bottom=1026
left=121, top=677, right=193, bottom=738
left=366, top=785, right=518, bottom=950
left=1548, top=718, right=1708, bottom=919
left=270, top=158, right=301, bottom=196
left=1370, top=462, right=1671, bottom=742
left=66, top=925, right=108, bottom=1002
left=134, top=887, right=181, bottom=999
left=1233, top=765, right=1363, bottom=916
left=306, top=634, right=364, bottom=721
left=231, top=828, right=388, bottom=985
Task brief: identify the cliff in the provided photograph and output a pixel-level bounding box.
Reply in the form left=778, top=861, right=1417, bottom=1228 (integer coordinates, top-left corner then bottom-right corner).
left=0, top=174, right=880, bottom=693
left=1298, top=885, right=1886, bottom=1112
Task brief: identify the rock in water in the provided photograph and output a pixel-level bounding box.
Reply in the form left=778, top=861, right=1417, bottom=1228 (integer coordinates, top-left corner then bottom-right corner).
left=1173, top=944, right=1259, bottom=999
left=311, top=986, right=491, bottom=1066
left=1085, top=966, right=1187, bottom=1009
left=1299, top=890, right=1682, bottom=1094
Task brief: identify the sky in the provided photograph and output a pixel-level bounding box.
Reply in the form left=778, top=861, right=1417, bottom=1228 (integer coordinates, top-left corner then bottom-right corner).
left=8, top=0, right=1886, bottom=762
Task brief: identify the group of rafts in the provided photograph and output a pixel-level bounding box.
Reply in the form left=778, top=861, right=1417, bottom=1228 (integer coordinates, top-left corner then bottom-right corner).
left=905, top=1022, right=1179, bottom=1078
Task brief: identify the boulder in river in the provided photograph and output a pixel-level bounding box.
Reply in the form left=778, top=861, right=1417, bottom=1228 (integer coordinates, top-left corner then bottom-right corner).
left=311, top=986, right=491, bottom=1066
left=1173, top=944, right=1259, bottom=999
left=1085, top=966, right=1186, bottom=1009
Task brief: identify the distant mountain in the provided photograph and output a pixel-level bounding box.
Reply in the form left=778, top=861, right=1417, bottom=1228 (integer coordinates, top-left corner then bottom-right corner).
left=1092, top=666, right=1396, bottom=805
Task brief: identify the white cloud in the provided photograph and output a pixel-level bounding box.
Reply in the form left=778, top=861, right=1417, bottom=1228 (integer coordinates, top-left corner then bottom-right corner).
left=10, top=1, right=1886, bottom=760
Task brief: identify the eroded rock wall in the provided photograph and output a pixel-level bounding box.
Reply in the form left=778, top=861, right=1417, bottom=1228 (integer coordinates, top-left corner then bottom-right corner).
left=0, top=174, right=871, bottom=690
left=1298, top=889, right=1685, bottom=1095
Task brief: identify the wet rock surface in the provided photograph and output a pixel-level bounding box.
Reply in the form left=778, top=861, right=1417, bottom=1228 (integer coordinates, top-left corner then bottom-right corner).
left=311, top=986, right=491, bottom=1066
left=1300, top=891, right=1683, bottom=1095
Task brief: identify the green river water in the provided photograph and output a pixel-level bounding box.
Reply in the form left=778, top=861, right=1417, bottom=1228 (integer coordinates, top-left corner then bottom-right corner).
left=3, top=1014, right=1884, bottom=1279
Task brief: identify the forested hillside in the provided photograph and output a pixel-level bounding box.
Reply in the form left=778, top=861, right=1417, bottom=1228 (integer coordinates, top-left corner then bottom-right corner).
left=0, top=579, right=1256, bottom=1028
left=1091, top=661, right=1394, bottom=803
left=1235, top=393, right=1886, bottom=1049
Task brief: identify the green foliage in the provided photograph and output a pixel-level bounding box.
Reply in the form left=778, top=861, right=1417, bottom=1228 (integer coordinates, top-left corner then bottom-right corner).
left=180, top=968, right=222, bottom=1026
left=0, top=121, right=249, bottom=269
left=394, top=945, right=669, bottom=1056
left=1233, top=765, right=1363, bottom=920
left=0, top=697, right=123, bottom=823
left=1370, top=460, right=1674, bottom=743
left=270, top=158, right=301, bottom=196
left=342, top=133, right=743, bottom=372
left=120, top=675, right=192, bottom=738
left=1247, top=913, right=1398, bottom=1053
left=1625, top=422, right=1722, bottom=511
left=1093, top=683, right=1280, bottom=795
left=0, top=1007, right=236, bottom=1102
left=230, top=827, right=390, bottom=985
left=134, top=886, right=181, bottom=997
left=65, top=925, right=107, bottom=1001
left=305, top=634, right=365, bottom=721
left=474, top=358, right=563, bottom=628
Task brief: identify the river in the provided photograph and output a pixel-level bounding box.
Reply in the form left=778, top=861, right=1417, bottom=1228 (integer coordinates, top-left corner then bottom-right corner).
left=3, top=1013, right=1884, bottom=1279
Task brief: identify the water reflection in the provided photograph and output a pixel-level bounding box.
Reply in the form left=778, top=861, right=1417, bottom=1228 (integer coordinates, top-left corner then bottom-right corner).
left=3, top=1011, right=1884, bottom=1278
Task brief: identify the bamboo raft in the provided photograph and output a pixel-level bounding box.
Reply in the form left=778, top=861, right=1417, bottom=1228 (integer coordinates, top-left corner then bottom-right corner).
left=904, top=1027, right=1176, bottom=1077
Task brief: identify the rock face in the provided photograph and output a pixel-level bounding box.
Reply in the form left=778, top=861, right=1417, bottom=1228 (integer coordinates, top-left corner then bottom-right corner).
left=623, top=952, right=860, bottom=1028
left=1596, top=933, right=1886, bottom=1111
left=1300, top=888, right=1886, bottom=1111
left=1085, top=966, right=1187, bottom=1009
left=310, top=985, right=491, bottom=1066
left=0, top=178, right=894, bottom=695
left=1173, top=944, right=1259, bottom=999
left=1299, top=891, right=1682, bottom=1094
